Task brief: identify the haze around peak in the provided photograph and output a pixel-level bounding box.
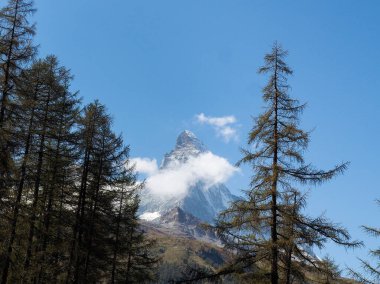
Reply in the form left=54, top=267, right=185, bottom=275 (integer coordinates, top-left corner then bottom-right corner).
left=131, top=131, right=238, bottom=197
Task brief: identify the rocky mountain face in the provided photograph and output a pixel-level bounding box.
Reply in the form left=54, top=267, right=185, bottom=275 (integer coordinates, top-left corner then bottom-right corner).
left=139, top=130, right=238, bottom=224
left=141, top=207, right=220, bottom=245
left=161, top=130, right=207, bottom=167
left=138, top=131, right=320, bottom=283
left=140, top=207, right=232, bottom=283
left=141, top=216, right=233, bottom=284
left=137, top=131, right=239, bottom=282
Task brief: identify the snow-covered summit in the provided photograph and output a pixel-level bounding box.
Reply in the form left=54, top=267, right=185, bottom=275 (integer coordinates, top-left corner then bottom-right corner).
left=140, top=130, right=238, bottom=224
left=175, top=130, right=207, bottom=152
left=161, top=130, right=207, bottom=168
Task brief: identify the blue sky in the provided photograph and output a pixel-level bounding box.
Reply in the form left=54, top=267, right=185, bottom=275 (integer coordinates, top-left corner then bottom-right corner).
left=32, top=0, right=380, bottom=273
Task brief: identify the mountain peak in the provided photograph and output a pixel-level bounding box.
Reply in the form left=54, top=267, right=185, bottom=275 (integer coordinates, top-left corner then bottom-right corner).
left=161, top=130, right=207, bottom=168
left=141, top=130, right=238, bottom=223
left=175, top=130, right=206, bottom=152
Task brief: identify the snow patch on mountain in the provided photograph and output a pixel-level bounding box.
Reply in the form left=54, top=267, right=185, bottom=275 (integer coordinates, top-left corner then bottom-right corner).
left=140, top=211, right=161, bottom=221
left=132, top=131, right=238, bottom=198
left=140, top=207, right=222, bottom=245
left=136, top=130, right=239, bottom=223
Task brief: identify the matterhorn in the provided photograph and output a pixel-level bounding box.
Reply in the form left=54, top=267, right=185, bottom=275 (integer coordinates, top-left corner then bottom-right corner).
left=139, top=130, right=238, bottom=224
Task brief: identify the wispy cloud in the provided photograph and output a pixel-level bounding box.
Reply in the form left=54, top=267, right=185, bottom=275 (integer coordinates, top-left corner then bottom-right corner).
left=132, top=152, right=238, bottom=197
left=195, top=113, right=238, bottom=142
left=130, top=157, right=158, bottom=176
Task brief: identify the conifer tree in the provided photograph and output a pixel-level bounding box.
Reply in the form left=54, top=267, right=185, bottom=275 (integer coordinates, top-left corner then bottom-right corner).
left=318, top=256, right=342, bottom=284
left=1, top=58, right=47, bottom=283
left=0, top=0, right=36, bottom=119
left=0, top=2, right=159, bottom=282
left=0, top=2, right=36, bottom=279
left=192, top=43, right=360, bottom=284
left=32, top=58, right=80, bottom=283
left=111, top=180, right=159, bottom=283
left=0, top=0, right=36, bottom=200
left=349, top=200, right=380, bottom=284
left=21, top=56, right=72, bottom=277
left=66, top=101, right=109, bottom=282
left=0, top=56, right=80, bottom=283
left=66, top=101, right=158, bottom=283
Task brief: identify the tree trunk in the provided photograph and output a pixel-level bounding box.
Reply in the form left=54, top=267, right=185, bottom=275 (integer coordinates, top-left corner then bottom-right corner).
left=125, top=228, right=134, bottom=283
left=285, top=194, right=297, bottom=284
left=66, top=123, right=95, bottom=283
left=0, top=0, right=19, bottom=126
left=23, top=89, right=51, bottom=275
left=1, top=83, right=38, bottom=284
left=111, top=187, right=124, bottom=284
left=83, top=151, right=104, bottom=278
left=36, top=128, right=63, bottom=283
left=271, top=48, right=279, bottom=284
left=66, top=148, right=90, bottom=284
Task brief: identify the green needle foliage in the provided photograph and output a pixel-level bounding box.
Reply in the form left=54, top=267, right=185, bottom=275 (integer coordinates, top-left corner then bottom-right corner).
left=0, top=0, right=36, bottom=225
left=0, top=1, right=159, bottom=283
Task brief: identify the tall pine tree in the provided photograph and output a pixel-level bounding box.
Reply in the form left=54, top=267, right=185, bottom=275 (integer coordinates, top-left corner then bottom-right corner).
left=349, top=200, right=380, bottom=284
left=1, top=56, right=80, bottom=283
left=0, top=0, right=36, bottom=202
left=111, top=179, right=159, bottom=283
left=66, top=101, right=158, bottom=283
left=191, top=43, right=361, bottom=284
left=0, top=2, right=159, bottom=282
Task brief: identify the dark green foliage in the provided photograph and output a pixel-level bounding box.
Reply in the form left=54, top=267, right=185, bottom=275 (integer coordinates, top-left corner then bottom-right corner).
left=111, top=183, right=159, bottom=283
left=0, top=0, right=36, bottom=202
left=65, top=102, right=159, bottom=283
left=0, top=1, right=158, bottom=283
left=0, top=0, right=368, bottom=283
left=0, top=0, right=36, bottom=277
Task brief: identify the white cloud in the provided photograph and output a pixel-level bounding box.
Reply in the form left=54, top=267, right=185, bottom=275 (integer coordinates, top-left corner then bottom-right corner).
left=218, top=126, right=237, bottom=142
left=132, top=152, right=238, bottom=197
left=196, top=113, right=238, bottom=142
left=130, top=157, right=158, bottom=175
left=196, top=113, right=236, bottom=127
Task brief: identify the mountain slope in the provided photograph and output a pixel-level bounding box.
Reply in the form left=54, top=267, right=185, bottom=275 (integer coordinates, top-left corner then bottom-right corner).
left=140, top=207, right=235, bottom=283
left=141, top=207, right=220, bottom=245
left=139, top=130, right=238, bottom=223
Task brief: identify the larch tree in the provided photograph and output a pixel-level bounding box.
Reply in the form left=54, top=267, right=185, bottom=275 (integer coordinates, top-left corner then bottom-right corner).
left=0, top=0, right=36, bottom=202
left=111, top=180, right=159, bottom=284
left=31, top=57, right=80, bottom=283
left=1, top=58, right=47, bottom=283
left=0, top=1, right=159, bottom=283
left=21, top=56, right=71, bottom=277
left=0, top=1, right=36, bottom=279
left=66, top=101, right=109, bottom=283
left=349, top=200, right=380, bottom=284
left=0, top=56, right=80, bottom=283
left=184, top=43, right=361, bottom=284
left=65, top=101, right=159, bottom=283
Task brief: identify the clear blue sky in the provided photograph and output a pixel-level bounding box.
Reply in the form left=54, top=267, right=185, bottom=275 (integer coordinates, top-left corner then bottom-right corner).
left=31, top=0, right=379, bottom=273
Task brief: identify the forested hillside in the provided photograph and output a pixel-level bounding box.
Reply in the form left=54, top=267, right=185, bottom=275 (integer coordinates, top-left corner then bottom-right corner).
left=0, top=1, right=158, bottom=283
left=0, top=1, right=378, bottom=284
